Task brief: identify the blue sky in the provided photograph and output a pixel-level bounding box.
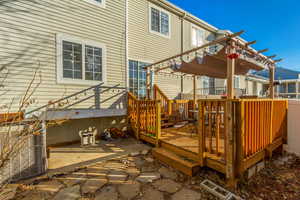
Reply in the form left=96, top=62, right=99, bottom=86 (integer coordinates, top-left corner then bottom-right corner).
left=169, top=0, right=300, bottom=71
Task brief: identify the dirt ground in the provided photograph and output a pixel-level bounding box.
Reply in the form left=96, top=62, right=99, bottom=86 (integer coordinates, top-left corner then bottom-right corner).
left=1, top=137, right=300, bottom=200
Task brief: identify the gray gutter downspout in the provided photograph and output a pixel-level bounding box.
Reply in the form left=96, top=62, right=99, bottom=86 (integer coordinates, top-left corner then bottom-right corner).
left=125, top=0, right=129, bottom=91
left=180, top=12, right=187, bottom=99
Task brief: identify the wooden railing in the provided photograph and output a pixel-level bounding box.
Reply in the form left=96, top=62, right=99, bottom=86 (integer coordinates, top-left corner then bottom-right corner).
left=198, top=99, right=288, bottom=177
left=0, top=112, right=24, bottom=124
left=171, top=100, right=193, bottom=121
left=198, top=100, right=226, bottom=163
left=239, top=99, right=288, bottom=159
left=128, top=92, right=161, bottom=145
left=128, top=92, right=139, bottom=138
left=153, top=84, right=171, bottom=116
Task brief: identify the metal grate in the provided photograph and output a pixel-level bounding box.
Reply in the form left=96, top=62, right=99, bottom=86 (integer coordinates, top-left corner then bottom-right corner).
left=0, top=124, right=47, bottom=185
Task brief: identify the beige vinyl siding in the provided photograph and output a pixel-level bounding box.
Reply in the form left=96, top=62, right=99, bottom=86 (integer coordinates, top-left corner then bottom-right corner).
left=0, top=0, right=126, bottom=112
left=128, top=0, right=216, bottom=99
left=128, top=0, right=181, bottom=62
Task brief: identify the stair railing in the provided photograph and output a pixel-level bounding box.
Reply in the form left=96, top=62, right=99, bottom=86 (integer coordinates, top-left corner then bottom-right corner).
left=153, top=84, right=172, bottom=116
left=128, top=92, right=161, bottom=145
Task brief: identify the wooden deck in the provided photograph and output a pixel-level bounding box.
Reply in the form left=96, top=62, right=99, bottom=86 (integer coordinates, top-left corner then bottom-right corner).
left=128, top=91, right=288, bottom=185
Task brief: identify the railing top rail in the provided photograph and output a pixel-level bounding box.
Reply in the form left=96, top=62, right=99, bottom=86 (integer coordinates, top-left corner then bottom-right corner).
left=197, top=98, right=288, bottom=103
left=139, top=100, right=161, bottom=103
left=128, top=92, right=138, bottom=101
left=174, top=100, right=190, bottom=103
left=26, top=83, right=126, bottom=115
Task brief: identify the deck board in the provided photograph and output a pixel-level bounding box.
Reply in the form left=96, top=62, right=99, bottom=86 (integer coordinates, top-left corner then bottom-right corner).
left=161, top=125, right=225, bottom=156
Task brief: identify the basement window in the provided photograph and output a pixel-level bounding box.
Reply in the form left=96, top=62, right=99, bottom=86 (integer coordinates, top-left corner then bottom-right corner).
left=57, top=34, right=106, bottom=85
left=149, top=4, right=171, bottom=38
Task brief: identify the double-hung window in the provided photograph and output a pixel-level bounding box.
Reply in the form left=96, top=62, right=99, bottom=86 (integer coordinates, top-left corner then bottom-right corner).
left=149, top=4, right=170, bottom=38
left=57, top=34, right=106, bottom=85
left=129, top=60, right=153, bottom=99
left=192, top=26, right=205, bottom=47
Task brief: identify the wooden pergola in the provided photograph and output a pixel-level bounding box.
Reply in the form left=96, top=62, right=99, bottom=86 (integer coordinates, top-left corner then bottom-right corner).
left=144, top=30, right=282, bottom=102
left=135, top=31, right=285, bottom=185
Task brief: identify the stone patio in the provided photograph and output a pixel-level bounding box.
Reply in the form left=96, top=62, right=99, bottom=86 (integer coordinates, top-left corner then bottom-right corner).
left=1, top=138, right=300, bottom=200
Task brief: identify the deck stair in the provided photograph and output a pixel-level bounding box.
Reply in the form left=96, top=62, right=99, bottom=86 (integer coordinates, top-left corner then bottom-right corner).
left=152, top=147, right=200, bottom=176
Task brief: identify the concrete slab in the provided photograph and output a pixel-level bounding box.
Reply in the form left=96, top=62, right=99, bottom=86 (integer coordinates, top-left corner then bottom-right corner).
left=47, top=138, right=150, bottom=175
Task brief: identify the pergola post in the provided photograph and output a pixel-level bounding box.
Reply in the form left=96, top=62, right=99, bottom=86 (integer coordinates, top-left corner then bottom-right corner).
left=146, top=69, right=151, bottom=99
left=225, top=41, right=237, bottom=186
left=193, top=75, right=197, bottom=110
left=269, top=66, right=275, bottom=99
left=226, top=42, right=236, bottom=99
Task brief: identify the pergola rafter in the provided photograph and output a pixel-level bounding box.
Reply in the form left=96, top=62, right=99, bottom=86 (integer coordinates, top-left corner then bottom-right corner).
left=144, top=30, right=282, bottom=100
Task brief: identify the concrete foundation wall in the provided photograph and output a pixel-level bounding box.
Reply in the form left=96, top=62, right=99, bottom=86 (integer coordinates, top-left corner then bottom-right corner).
left=46, top=116, right=127, bottom=146
left=287, top=100, right=300, bottom=156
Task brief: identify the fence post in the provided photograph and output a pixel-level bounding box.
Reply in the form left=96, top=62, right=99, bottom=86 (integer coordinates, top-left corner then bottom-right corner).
left=136, top=101, right=140, bottom=140
left=94, top=85, right=101, bottom=109
left=198, top=101, right=204, bottom=166
left=156, top=101, right=161, bottom=147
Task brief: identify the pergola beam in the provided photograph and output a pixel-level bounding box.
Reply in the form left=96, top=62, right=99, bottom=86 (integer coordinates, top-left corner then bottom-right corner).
left=267, top=55, right=277, bottom=59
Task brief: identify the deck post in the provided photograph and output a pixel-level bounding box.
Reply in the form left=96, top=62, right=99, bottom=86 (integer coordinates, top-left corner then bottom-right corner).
left=156, top=101, right=161, bottom=147
left=198, top=101, right=204, bottom=166
left=225, top=40, right=237, bottom=186
left=270, top=66, right=275, bottom=99
left=136, top=101, right=140, bottom=140
left=168, top=100, right=172, bottom=116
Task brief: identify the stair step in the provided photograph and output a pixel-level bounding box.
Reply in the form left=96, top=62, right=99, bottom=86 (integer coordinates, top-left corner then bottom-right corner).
left=160, top=140, right=199, bottom=162
left=152, top=147, right=200, bottom=176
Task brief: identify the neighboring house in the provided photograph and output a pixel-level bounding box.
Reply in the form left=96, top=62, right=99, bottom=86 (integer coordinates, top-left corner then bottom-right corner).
left=198, top=74, right=268, bottom=97
left=128, top=0, right=218, bottom=99
left=255, top=67, right=300, bottom=99
left=0, top=0, right=270, bottom=146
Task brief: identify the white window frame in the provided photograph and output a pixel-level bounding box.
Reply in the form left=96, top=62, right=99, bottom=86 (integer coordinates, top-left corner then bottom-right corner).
left=148, top=3, right=171, bottom=39
left=56, top=33, right=107, bottom=86
left=234, top=76, right=240, bottom=89
left=191, top=24, right=205, bottom=47
left=83, top=0, right=106, bottom=8
left=128, top=58, right=154, bottom=98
